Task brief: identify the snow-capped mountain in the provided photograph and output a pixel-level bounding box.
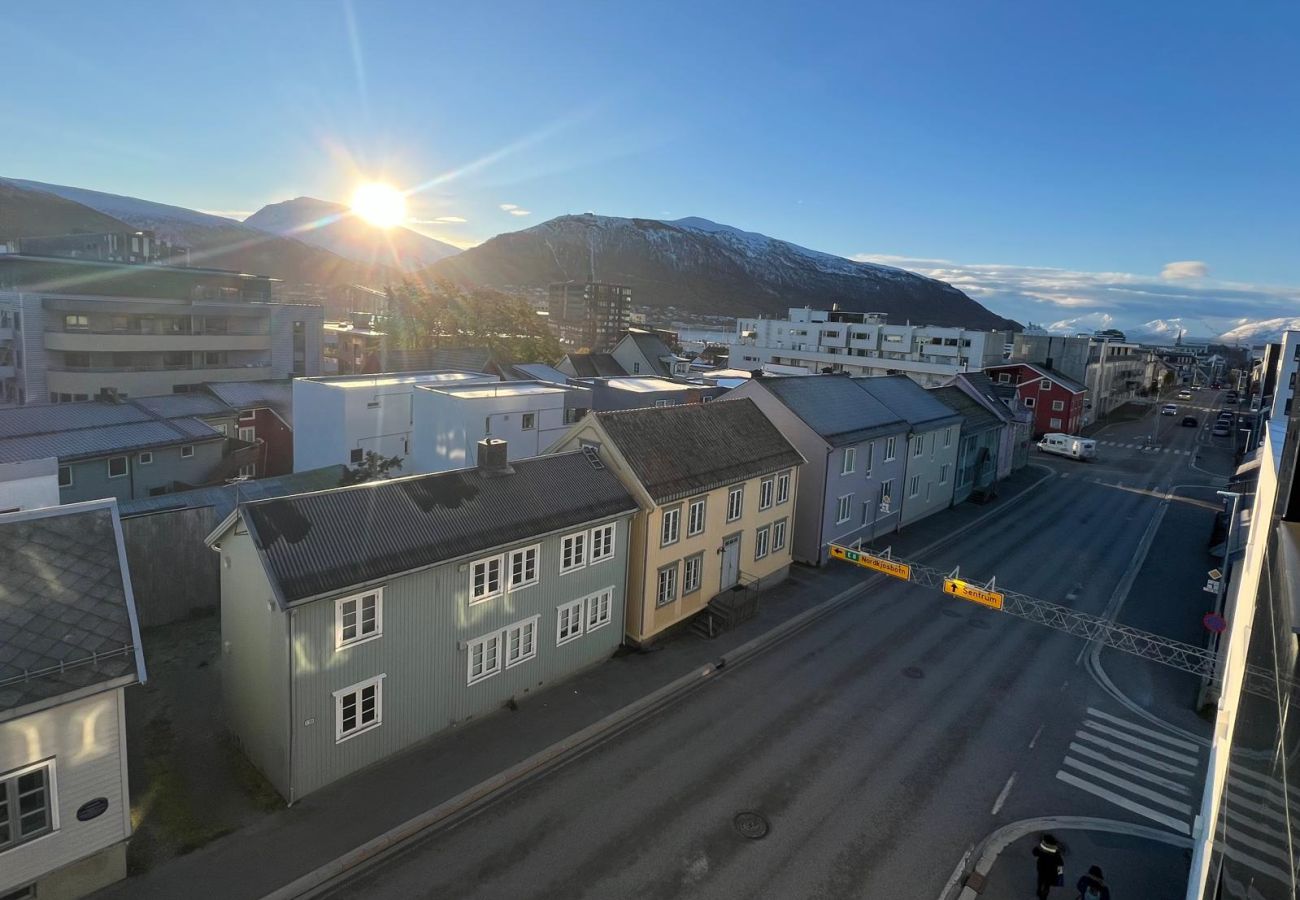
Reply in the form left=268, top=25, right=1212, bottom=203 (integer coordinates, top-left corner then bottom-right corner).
left=431, top=213, right=1019, bottom=330
left=244, top=197, right=459, bottom=270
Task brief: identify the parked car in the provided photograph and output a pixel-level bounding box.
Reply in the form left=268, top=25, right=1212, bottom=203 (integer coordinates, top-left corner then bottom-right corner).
left=1181, top=416, right=1198, bottom=427
left=1177, top=390, right=1192, bottom=401
left=1161, top=404, right=1178, bottom=415
left=1212, top=424, right=1232, bottom=437
left=1037, top=432, right=1097, bottom=460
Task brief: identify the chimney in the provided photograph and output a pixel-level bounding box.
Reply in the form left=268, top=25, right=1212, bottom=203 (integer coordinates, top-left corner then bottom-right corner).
left=476, top=438, right=513, bottom=476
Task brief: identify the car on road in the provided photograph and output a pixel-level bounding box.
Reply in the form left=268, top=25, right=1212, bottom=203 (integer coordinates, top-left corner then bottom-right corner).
left=1161, top=404, right=1178, bottom=415
left=1037, top=432, right=1097, bottom=460
left=1177, top=390, right=1192, bottom=401
left=1217, top=411, right=1234, bottom=421
left=1192, top=384, right=1202, bottom=391
left=1212, top=424, right=1232, bottom=437
left=1181, top=416, right=1198, bottom=427
left=1211, top=382, right=1222, bottom=389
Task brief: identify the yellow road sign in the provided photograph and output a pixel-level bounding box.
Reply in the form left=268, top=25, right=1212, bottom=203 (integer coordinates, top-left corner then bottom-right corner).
left=943, top=578, right=1004, bottom=610
left=829, top=545, right=911, bottom=580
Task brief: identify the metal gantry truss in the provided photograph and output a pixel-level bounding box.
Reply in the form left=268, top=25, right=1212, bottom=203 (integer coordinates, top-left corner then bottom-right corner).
left=834, top=543, right=1294, bottom=705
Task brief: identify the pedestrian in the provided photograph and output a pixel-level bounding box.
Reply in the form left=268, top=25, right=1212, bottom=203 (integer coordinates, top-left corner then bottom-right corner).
left=1075, top=864, right=1111, bottom=900
left=1032, top=833, right=1065, bottom=899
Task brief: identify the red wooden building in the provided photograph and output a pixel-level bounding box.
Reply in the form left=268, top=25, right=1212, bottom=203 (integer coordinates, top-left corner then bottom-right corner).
left=984, top=362, right=1087, bottom=437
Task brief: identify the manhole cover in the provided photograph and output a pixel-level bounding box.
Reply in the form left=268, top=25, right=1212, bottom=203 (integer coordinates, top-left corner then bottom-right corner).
left=903, top=666, right=925, bottom=679
left=733, top=811, right=769, bottom=839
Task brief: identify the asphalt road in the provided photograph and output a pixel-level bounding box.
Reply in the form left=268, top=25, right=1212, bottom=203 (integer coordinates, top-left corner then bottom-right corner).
left=321, top=393, right=1228, bottom=900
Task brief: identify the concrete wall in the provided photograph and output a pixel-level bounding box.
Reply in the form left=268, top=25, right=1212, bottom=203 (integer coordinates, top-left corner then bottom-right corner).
left=0, top=457, right=60, bottom=512
left=120, top=506, right=219, bottom=628
left=58, top=439, right=226, bottom=505
left=898, top=425, right=961, bottom=527
left=1011, top=334, right=1090, bottom=384
left=0, top=689, right=131, bottom=897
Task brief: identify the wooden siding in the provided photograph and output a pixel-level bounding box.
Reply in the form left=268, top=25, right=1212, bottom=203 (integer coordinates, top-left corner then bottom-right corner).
left=285, top=515, right=632, bottom=799
left=0, top=690, right=129, bottom=894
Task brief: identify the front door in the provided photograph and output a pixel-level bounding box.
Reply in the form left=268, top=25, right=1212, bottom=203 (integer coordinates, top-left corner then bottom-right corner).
left=720, top=534, right=741, bottom=589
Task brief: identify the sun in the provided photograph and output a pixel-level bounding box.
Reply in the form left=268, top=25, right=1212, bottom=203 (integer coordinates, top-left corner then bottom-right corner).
left=351, top=182, right=407, bottom=228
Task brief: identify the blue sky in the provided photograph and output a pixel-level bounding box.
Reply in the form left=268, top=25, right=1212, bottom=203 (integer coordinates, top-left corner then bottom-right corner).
left=2, top=2, right=1297, bottom=335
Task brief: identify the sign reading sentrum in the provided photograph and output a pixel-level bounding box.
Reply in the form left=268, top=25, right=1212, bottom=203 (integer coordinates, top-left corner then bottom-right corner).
left=943, top=578, right=1004, bottom=610
left=829, top=545, right=911, bottom=580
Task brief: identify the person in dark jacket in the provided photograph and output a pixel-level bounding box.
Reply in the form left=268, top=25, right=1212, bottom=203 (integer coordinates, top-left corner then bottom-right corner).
left=1076, top=864, right=1111, bottom=899
left=1032, top=833, right=1065, bottom=899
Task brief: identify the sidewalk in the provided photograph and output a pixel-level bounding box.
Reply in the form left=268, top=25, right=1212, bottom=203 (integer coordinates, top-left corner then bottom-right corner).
left=94, top=466, right=1050, bottom=900
left=975, top=829, right=1189, bottom=900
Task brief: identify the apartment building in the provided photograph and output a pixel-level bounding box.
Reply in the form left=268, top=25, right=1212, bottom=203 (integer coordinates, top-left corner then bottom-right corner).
left=1010, top=333, right=1158, bottom=424
left=547, top=281, right=633, bottom=351
left=0, top=253, right=323, bottom=406
left=730, top=307, right=1009, bottom=387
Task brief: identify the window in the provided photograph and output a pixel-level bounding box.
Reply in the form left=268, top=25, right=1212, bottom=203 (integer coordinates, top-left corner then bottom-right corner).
left=467, top=632, right=503, bottom=684
left=772, top=518, right=788, bottom=552
left=590, top=523, right=615, bottom=563
left=944, top=428, right=952, bottom=447
left=509, top=545, right=539, bottom=590
left=759, top=477, right=774, bottom=509
left=683, top=554, right=703, bottom=594
left=656, top=563, right=678, bottom=607
left=335, top=589, right=382, bottom=649
left=1052, top=400, right=1065, bottom=411
left=998, top=373, right=1010, bottom=384
left=521, top=412, right=536, bottom=430
left=841, top=447, right=856, bottom=476
left=885, top=436, right=897, bottom=460
left=180, top=445, right=194, bottom=459
left=754, top=526, right=770, bottom=560
left=63, top=314, right=89, bottom=330
left=632, top=362, right=641, bottom=374
left=237, top=464, right=256, bottom=478
left=1040, top=379, right=1052, bottom=391
left=57, top=466, right=72, bottom=488
left=0, top=760, right=56, bottom=850
left=505, top=616, right=539, bottom=667
left=1049, top=417, right=1063, bottom=429
left=836, top=494, right=852, bottom=523
left=107, top=456, right=127, bottom=479
left=653, top=398, right=674, bottom=407
left=908, top=475, right=921, bottom=497
left=687, top=497, right=706, bottom=536
left=865, top=442, right=875, bottom=474
left=556, top=598, right=585, bottom=644
left=138, top=451, right=153, bottom=465
left=913, top=437, right=923, bottom=458
left=1023, top=397, right=1036, bottom=408
left=561, top=531, right=587, bottom=573
left=586, top=588, right=613, bottom=631
left=661, top=506, right=681, bottom=546
left=335, top=676, right=383, bottom=741
left=880, top=479, right=894, bottom=508
left=471, top=555, right=503, bottom=603
left=239, top=409, right=256, bottom=421
left=726, top=485, right=744, bottom=522
left=939, top=464, right=949, bottom=484
left=238, top=426, right=255, bottom=443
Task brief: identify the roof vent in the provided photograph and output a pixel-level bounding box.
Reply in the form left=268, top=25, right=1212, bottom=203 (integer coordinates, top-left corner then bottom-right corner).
left=476, top=438, right=513, bottom=477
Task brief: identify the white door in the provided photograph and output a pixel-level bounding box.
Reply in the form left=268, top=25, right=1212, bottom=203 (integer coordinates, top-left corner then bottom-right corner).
left=720, top=535, right=741, bottom=589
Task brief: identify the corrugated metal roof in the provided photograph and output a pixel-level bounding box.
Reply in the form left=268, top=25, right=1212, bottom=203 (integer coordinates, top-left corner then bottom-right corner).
left=624, top=331, right=676, bottom=377
left=510, top=363, right=571, bottom=384
left=0, top=395, right=226, bottom=463
left=567, top=353, right=627, bottom=378
left=132, top=393, right=232, bottom=419
left=989, top=362, right=1088, bottom=394
left=757, top=375, right=907, bottom=447
left=955, top=373, right=1016, bottom=423
left=0, top=401, right=153, bottom=436
left=118, top=465, right=348, bottom=519
left=240, top=452, right=639, bottom=604
left=929, top=386, right=1000, bottom=434
left=0, top=418, right=222, bottom=464
left=595, top=398, right=805, bottom=503
left=852, top=375, right=963, bottom=430
left=0, top=502, right=144, bottom=717
left=204, top=380, right=293, bottom=424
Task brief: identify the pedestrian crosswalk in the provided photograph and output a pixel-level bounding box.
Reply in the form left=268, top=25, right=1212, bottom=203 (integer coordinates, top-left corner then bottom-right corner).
left=1055, top=707, right=1204, bottom=835
left=1213, top=758, right=1300, bottom=890
left=1094, top=440, right=1193, bottom=455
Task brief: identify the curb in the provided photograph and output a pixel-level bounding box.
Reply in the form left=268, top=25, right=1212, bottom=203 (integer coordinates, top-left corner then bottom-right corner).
left=265, top=467, right=1057, bottom=900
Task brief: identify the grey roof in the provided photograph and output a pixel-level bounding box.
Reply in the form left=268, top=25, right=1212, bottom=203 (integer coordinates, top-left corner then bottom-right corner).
left=929, top=386, right=1000, bottom=434
left=624, top=331, right=676, bottom=377
left=119, top=465, right=348, bottom=519
left=0, top=401, right=154, bottom=434
left=510, top=363, right=571, bottom=384
left=756, top=375, right=907, bottom=446
left=0, top=501, right=145, bottom=719
left=0, top=417, right=222, bottom=464
left=852, top=375, right=963, bottom=431
left=595, top=398, right=805, bottom=503
left=955, top=373, right=1016, bottom=423
left=132, top=392, right=232, bottom=419
left=204, top=380, right=293, bottom=425
left=236, top=452, right=639, bottom=604
left=991, top=362, right=1088, bottom=394
left=566, top=353, right=627, bottom=378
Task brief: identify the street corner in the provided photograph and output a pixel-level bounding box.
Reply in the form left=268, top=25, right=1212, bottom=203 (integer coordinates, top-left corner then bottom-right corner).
left=962, top=825, right=1191, bottom=900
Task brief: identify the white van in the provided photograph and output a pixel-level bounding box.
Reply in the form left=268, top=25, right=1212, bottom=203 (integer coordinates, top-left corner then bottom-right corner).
left=1037, top=432, right=1097, bottom=460
left=1177, top=389, right=1192, bottom=401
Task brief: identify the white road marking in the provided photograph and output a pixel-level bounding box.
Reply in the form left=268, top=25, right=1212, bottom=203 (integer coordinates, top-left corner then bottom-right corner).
left=1067, top=742, right=1188, bottom=793
left=1055, top=771, right=1190, bottom=834
left=1028, top=724, right=1045, bottom=749
left=1214, top=819, right=1296, bottom=868
left=1085, top=707, right=1200, bottom=751
left=1229, top=760, right=1300, bottom=802
left=1216, top=842, right=1294, bottom=888
left=1082, top=722, right=1200, bottom=766
left=991, top=772, right=1016, bottom=815
left=1061, top=757, right=1192, bottom=813
left=1074, top=731, right=1196, bottom=776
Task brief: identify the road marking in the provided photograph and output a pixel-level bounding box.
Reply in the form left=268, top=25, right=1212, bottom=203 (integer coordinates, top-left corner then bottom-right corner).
left=1074, top=731, right=1196, bottom=776
left=1082, top=722, right=1199, bottom=765
left=1028, top=724, right=1045, bottom=749
left=991, top=772, right=1016, bottom=815
left=1216, top=842, right=1294, bottom=888
left=1060, top=757, right=1192, bottom=813
left=1054, top=771, right=1190, bottom=834
left=1067, top=742, right=1188, bottom=793
left=1220, top=790, right=1292, bottom=835
left=1228, top=760, right=1300, bottom=802
left=1214, top=819, right=1296, bottom=868
left=1085, top=707, right=1200, bottom=751
left=1225, top=774, right=1300, bottom=811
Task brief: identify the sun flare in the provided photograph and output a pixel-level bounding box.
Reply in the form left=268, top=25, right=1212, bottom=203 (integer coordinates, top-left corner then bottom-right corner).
left=351, top=182, right=407, bottom=228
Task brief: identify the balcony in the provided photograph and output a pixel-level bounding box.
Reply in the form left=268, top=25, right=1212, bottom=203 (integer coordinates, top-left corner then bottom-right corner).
left=45, top=328, right=270, bottom=353
left=47, top=361, right=271, bottom=374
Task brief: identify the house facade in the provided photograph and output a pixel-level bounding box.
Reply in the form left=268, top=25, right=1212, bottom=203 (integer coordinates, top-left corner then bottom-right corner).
left=946, top=372, right=1031, bottom=479
left=208, top=443, right=637, bottom=801
left=0, top=500, right=146, bottom=900
left=204, top=381, right=295, bottom=477
left=549, top=399, right=805, bottom=644
left=985, top=362, right=1087, bottom=437
left=930, top=386, right=1003, bottom=504
left=728, top=374, right=909, bottom=564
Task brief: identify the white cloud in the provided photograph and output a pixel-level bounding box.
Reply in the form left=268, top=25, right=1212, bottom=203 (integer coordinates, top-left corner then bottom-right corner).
left=851, top=252, right=1300, bottom=342
left=507, top=208, right=531, bottom=217
left=499, top=203, right=519, bottom=211
left=1160, top=260, right=1209, bottom=280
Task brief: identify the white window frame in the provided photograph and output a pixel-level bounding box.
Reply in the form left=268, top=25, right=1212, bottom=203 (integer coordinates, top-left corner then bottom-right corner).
left=881, top=479, right=894, bottom=508
left=505, top=615, right=539, bottom=668
left=180, top=445, right=194, bottom=458
left=238, top=463, right=256, bottom=478
left=772, top=518, right=788, bottom=552
left=138, top=451, right=153, bottom=465
left=1052, top=399, right=1065, bottom=411
left=841, top=447, right=856, bottom=476
left=682, top=554, right=703, bottom=595
left=1050, top=417, right=1063, bottom=429
left=913, top=436, right=923, bottom=458
left=656, top=563, right=678, bottom=607
left=470, top=554, right=504, bottom=604
left=661, top=506, right=682, bottom=547
left=1024, top=396, right=1036, bottom=408
left=239, top=409, right=256, bottom=421
left=334, top=587, right=383, bottom=649
left=726, top=485, right=744, bottom=522
left=107, top=456, right=127, bottom=479
left=865, top=442, right=874, bottom=474
left=1040, top=378, right=1052, bottom=391
left=908, top=475, right=921, bottom=497
left=687, top=497, right=707, bottom=536
left=467, top=632, right=503, bottom=684
left=754, top=525, right=770, bottom=560
left=585, top=587, right=614, bottom=632
left=334, top=675, right=384, bottom=742
left=835, top=494, right=852, bottom=524
left=885, top=436, right=897, bottom=461
left=560, top=531, right=587, bottom=573
left=57, top=465, right=73, bottom=488
left=944, top=428, right=952, bottom=447
left=775, top=471, right=791, bottom=504
left=508, top=544, right=539, bottom=590
left=759, top=476, right=774, bottom=509
left=215, top=423, right=230, bottom=436
left=521, top=412, right=536, bottom=430
left=0, top=758, right=59, bottom=850
left=556, top=598, right=585, bottom=645
left=238, top=426, right=256, bottom=443
left=589, top=523, right=616, bottom=564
